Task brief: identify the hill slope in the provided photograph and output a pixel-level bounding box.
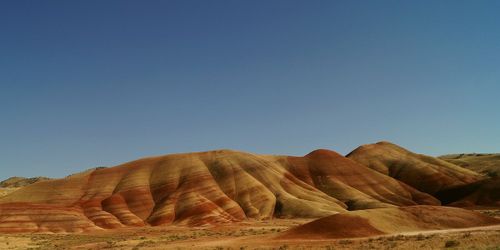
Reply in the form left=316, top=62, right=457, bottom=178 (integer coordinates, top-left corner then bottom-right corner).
left=278, top=205, right=500, bottom=239
left=0, top=149, right=438, bottom=233
left=439, top=153, right=500, bottom=177
left=346, top=142, right=482, bottom=194
left=0, top=176, right=51, bottom=198
left=436, top=177, right=500, bottom=207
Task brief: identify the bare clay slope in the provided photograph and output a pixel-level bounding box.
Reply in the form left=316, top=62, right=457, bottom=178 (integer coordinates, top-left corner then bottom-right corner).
left=437, top=153, right=500, bottom=206
left=347, top=142, right=482, bottom=195
left=279, top=205, right=500, bottom=239
left=436, top=177, right=500, bottom=207
left=0, top=149, right=437, bottom=233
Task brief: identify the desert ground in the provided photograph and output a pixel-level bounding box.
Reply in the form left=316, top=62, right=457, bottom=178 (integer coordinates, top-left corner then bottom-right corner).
left=0, top=216, right=499, bottom=249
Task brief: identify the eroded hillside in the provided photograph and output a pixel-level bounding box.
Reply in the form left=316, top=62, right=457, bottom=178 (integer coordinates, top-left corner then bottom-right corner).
left=0, top=148, right=438, bottom=233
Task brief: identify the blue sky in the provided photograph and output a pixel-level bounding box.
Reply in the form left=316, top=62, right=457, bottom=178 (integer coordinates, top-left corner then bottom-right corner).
left=1, top=1, right=499, bottom=179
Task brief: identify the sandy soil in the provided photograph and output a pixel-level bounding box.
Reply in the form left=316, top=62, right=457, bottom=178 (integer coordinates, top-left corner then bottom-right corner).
left=1, top=217, right=499, bottom=250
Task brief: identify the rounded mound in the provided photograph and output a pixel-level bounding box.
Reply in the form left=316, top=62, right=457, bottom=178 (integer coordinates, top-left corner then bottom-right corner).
left=347, top=142, right=482, bottom=194
left=278, top=205, right=500, bottom=239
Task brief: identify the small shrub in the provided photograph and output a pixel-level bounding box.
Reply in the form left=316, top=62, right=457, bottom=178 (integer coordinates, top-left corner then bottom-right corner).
left=338, top=240, right=352, bottom=244
left=136, top=240, right=156, bottom=248
left=278, top=244, right=288, bottom=250
left=487, top=171, right=498, bottom=178
left=386, top=236, right=396, bottom=241
left=445, top=240, right=459, bottom=248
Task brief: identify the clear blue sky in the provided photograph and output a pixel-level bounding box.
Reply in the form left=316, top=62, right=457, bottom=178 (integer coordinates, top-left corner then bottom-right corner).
left=1, top=1, right=499, bottom=179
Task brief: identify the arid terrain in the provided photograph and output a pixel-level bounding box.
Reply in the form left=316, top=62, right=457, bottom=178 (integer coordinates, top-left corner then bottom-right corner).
left=439, top=153, right=500, bottom=178
left=1, top=142, right=499, bottom=249
left=0, top=177, right=50, bottom=198
left=0, top=219, right=499, bottom=249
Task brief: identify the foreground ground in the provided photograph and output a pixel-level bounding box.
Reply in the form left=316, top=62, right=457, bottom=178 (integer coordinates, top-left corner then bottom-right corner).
left=1, top=210, right=499, bottom=250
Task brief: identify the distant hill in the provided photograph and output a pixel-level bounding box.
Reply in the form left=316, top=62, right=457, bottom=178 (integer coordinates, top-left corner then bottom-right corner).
left=346, top=143, right=500, bottom=207
left=346, top=141, right=481, bottom=194
left=439, top=153, right=500, bottom=177
left=0, top=176, right=51, bottom=198
left=0, top=176, right=51, bottom=188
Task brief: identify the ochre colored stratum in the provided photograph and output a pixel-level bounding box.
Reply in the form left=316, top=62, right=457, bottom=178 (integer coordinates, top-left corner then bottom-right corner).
left=0, top=142, right=497, bottom=233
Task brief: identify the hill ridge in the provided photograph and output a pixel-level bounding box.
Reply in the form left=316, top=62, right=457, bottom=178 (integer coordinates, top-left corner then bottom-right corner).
left=0, top=144, right=496, bottom=233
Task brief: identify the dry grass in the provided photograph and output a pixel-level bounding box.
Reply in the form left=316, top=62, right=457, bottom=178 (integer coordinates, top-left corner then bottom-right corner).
left=0, top=187, right=18, bottom=198
left=439, top=153, right=500, bottom=177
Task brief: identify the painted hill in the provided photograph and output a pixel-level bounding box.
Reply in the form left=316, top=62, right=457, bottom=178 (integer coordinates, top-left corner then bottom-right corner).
left=439, top=153, right=500, bottom=177
left=0, top=149, right=438, bottom=233
left=346, top=142, right=482, bottom=194
left=436, top=177, right=500, bottom=207
left=278, top=205, right=500, bottom=239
